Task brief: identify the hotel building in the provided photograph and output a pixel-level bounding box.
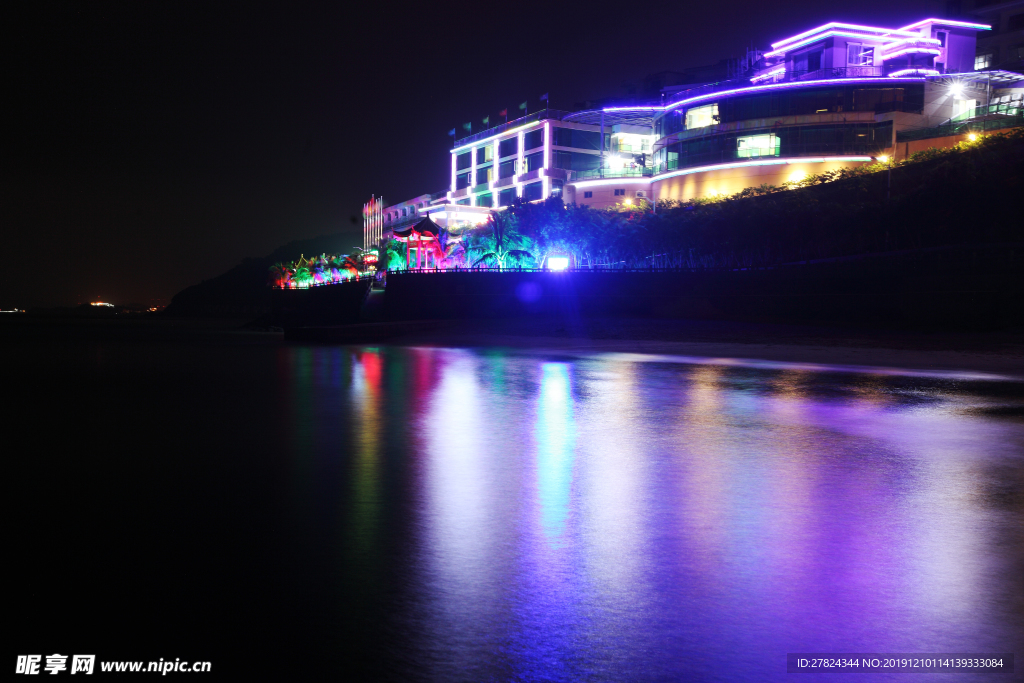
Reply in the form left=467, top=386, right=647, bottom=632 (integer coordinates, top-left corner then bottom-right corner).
left=367, top=15, right=1022, bottom=245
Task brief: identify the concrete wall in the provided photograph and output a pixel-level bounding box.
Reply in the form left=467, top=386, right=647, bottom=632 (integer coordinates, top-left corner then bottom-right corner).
left=652, top=158, right=873, bottom=203
left=565, top=181, right=651, bottom=209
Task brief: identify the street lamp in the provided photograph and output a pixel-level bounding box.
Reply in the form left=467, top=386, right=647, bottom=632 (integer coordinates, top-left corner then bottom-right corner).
left=875, top=155, right=892, bottom=201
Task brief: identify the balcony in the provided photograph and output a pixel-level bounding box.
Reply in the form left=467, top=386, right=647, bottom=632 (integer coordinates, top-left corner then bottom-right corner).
left=568, top=167, right=654, bottom=182
left=453, top=109, right=576, bottom=147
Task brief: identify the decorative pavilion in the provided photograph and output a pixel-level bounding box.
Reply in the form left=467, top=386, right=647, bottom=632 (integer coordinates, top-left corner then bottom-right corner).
left=393, top=218, right=445, bottom=269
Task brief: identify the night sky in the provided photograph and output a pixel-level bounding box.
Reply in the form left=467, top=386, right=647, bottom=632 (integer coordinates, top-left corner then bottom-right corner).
left=4, top=0, right=944, bottom=308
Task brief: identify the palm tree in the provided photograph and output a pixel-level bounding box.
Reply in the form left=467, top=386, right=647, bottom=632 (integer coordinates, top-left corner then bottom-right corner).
left=472, top=214, right=533, bottom=268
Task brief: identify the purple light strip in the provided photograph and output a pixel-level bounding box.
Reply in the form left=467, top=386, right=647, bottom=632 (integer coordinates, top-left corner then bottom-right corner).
left=602, top=76, right=925, bottom=116
left=898, top=18, right=991, bottom=32
left=770, top=22, right=917, bottom=50
left=888, top=68, right=940, bottom=78
left=765, top=31, right=903, bottom=58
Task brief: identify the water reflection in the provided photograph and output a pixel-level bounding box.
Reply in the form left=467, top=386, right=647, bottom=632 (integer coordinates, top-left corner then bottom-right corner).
left=276, top=346, right=1024, bottom=680
left=535, top=363, right=575, bottom=540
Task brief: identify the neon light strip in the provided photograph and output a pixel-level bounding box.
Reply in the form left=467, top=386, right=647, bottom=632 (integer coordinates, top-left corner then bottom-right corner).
left=450, top=120, right=544, bottom=154
left=751, top=67, right=786, bottom=83
left=765, top=31, right=899, bottom=58
left=888, top=68, right=940, bottom=77
left=602, top=77, right=926, bottom=117
left=881, top=47, right=941, bottom=61
left=661, top=77, right=923, bottom=113
left=651, top=156, right=873, bottom=182
left=771, top=22, right=917, bottom=50
left=898, top=18, right=991, bottom=32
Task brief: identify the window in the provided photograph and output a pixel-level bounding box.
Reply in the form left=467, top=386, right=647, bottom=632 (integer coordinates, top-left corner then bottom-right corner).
left=456, top=152, right=472, bottom=171
left=736, top=133, right=779, bottom=158
left=525, top=151, right=544, bottom=172
left=552, top=150, right=601, bottom=172
left=476, top=193, right=493, bottom=207
left=975, top=53, right=993, bottom=70
left=456, top=199, right=470, bottom=206
left=953, top=98, right=977, bottom=118
left=614, top=189, right=625, bottom=196
left=476, top=167, right=492, bottom=186
left=523, top=182, right=543, bottom=202
left=456, top=172, right=471, bottom=190
left=552, top=127, right=605, bottom=150
left=685, top=103, right=718, bottom=130
left=807, top=51, right=822, bottom=72
left=498, top=137, right=518, bottom=158
left=402, top=208, right=408, bottom=217
left=847, top=44, right=874, bottom=66
left=476, top=146, right=493, bottom=164
left=498, top=159, right=517, bottom=179
left=583, top=191, right=593, bottom=198
left=936, top=31, right=947, bottom=48
left=498, top=188, right=516, bottom=207
left=550, top=179, right=563, bottom=197
left=524, top=128, right=544, bottom=151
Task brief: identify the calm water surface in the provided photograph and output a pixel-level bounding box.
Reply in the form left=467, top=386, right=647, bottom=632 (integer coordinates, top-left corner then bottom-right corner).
left=10, top=330, right=1024, bottom=680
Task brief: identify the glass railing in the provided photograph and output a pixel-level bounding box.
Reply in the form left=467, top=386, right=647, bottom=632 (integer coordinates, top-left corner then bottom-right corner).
left=571, top=167, right=654, bottom=180
left=656, top=143, right=885, bottom=174
left=896, top=110, right=1024, bottom=142
left=454, top=109, right=576, bottom=147
left=949, top=101, right=1022, bottom=124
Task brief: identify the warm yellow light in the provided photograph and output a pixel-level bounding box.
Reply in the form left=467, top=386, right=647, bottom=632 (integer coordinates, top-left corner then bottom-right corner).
left=788, top=170, right=807, bottom=183
left=876, top=155, right=889, bottom=164
left=623, top=198, right=633, bottom=206
left=967, top=133, right=978, bottom=141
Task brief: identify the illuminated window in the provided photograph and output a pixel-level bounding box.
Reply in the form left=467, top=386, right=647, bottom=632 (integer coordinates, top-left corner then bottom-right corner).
left=476, top=166, right=492, bottom=186
left=847, top=44, right=875, bottom=66
left=476, top=146, right=493, bottom=164
left=953, top=98, right=977, bottom=118
left=477, top=192, right=493, bottom=207
left=736, top=134, right=780, bottom=158
left=584, top=191, right=593, bottom=198
left=974, top=53, right=992, bottom=69
left=685, top=103, right=718, bottom=130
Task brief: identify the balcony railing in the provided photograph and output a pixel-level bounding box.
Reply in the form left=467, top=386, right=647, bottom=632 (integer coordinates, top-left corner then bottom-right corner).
left=948, top=100, right=1022, bottom=124
left=454, top=109, right=576, bottom=147
left=655, top=142, right=884, bottom=174
left=569, top=167, right=654, bottom=181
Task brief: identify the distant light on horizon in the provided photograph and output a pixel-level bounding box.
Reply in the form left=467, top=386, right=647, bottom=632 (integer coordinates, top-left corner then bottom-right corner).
left=90, top=302, right=115, bottom=307
left=547, top=257, right=569, bottom=271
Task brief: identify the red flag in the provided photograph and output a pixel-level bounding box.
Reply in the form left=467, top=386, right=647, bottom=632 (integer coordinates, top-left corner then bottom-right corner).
left=499, top=109, right=507, bottom=117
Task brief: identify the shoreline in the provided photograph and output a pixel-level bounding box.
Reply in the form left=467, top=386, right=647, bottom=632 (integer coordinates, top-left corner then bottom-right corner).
left=3, top=315, right=1022, bottom=377
left=282, top=317, right=1024, bottom=378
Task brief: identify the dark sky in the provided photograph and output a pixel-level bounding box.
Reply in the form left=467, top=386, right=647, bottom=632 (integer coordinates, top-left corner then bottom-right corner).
left=3, top=0, right=944, bottom=308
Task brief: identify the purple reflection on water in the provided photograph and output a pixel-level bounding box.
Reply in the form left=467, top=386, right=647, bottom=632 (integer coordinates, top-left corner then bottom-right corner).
left=277, top=346, right=1023, bottom=680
